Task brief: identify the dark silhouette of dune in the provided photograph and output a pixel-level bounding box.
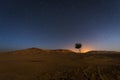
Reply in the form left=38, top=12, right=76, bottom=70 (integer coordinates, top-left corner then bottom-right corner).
left=6, top=47, right=74, bottom=55
left=3, top=48, right=120, bottom=55
left=50, top=49, right=74, bottom=53
left=86, top=50, right=120, bottom=54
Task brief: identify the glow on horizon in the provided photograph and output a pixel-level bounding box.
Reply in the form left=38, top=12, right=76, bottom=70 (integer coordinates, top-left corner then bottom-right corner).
left=81, top=48, right=92, bottom=53
left=70, top=45, right=94, bottom=53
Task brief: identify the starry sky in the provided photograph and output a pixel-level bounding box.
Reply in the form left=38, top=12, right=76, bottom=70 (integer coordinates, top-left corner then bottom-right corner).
left=0, top=0, right=120, bottom=52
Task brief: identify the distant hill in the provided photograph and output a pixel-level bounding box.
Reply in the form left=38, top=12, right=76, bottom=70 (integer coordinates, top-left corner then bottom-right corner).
left=13, top=48, right=50, bottom=54
left=6, top=47, right=74, bottom=55
left=86, top=50, right=120, bottom=54
left=2, top=48, right=120, bottom=55
left=50, top=49, right=74, bottom=53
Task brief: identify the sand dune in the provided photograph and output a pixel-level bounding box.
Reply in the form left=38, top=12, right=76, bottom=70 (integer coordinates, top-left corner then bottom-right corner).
left=0, top=48, right=120, bottom=80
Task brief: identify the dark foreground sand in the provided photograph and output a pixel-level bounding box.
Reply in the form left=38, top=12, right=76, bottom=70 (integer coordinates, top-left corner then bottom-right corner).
left=0, top=50, right=120, bottom=80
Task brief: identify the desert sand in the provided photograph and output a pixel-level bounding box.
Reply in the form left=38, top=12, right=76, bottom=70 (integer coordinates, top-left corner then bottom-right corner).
left=0, top=48, right=120, bottom=80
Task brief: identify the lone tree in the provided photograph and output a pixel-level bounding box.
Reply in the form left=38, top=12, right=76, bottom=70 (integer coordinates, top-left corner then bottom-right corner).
left=75, top=43, right=82, bottom=53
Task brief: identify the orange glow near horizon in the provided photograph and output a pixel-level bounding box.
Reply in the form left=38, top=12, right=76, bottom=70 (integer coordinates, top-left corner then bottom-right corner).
left=70, top=46, right=94, bottom=53
left=81, top=48, right=92, bottom=53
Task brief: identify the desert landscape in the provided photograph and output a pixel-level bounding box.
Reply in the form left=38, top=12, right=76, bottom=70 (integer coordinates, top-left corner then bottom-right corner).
left=1, top=0, right=120, bottom=80
left=0, top=48, right=120, bottom=80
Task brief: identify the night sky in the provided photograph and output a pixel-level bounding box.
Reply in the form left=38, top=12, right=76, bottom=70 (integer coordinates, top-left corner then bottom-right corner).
left=0, top=0, right=120, bottom=52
